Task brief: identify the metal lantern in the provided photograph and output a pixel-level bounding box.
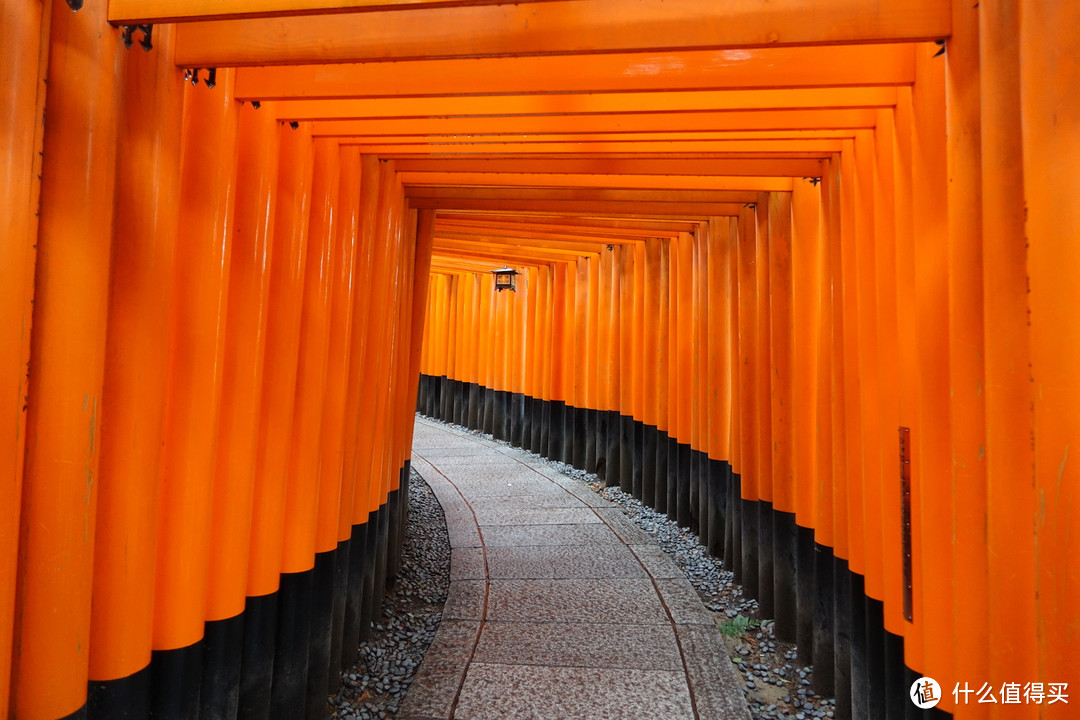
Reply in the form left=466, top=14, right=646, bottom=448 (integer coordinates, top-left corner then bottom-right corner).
left=492, top=266, right=518, bottom=292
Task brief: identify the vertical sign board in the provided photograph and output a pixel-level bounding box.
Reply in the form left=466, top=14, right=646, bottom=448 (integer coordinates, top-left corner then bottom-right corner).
left=899, top=426, right=913, bottom=622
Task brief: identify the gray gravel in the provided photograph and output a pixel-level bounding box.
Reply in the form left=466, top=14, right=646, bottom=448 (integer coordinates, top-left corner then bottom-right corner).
left=330, top=469, right=450, bottom=720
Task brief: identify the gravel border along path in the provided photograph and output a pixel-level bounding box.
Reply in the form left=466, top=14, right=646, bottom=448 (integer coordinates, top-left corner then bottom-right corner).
left=330, top=469, right=451, bottom=720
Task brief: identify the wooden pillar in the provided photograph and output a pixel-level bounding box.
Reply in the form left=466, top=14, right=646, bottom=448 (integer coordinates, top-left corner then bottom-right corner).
left=12, top=2, right=121, bottom=716
left=0, top=2, right=49, bottom=708
left=89, top=24, right=185, bottom=718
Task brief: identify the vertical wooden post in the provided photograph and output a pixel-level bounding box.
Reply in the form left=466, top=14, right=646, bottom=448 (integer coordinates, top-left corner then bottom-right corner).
left=943, top=1, right=989, bottom=714
left=89, top=23, right=185, bottom=718
left=240, top=120, right=314, bottom=717
left=150, top=68, right=240, bottom=718
left=1021, top=2, right=1080, bottom=707
left=12, top=2, right=120, bottom=716
left=0, top=2, right=49, bottom=707
left=980, top=2, right=1038, bottom=708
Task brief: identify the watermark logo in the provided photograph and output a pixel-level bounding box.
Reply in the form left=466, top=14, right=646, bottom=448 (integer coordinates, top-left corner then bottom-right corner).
left=911, top=677, right=942, bottom=709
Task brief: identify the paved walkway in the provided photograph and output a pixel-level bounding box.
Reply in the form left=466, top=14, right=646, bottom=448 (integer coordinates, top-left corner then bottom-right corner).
left=400, top=417, right=750, bottom=720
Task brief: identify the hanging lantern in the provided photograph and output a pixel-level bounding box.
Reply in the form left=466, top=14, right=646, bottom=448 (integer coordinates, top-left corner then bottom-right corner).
left=492, top=266, right=518, bottom=292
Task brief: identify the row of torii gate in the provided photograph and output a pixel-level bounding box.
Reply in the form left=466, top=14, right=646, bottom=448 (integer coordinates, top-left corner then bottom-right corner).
left=2, top=1, right=1077, bottom=719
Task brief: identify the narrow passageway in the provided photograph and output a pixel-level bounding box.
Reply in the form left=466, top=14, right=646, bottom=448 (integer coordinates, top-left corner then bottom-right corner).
left=402, top=417, right=749, bottom=720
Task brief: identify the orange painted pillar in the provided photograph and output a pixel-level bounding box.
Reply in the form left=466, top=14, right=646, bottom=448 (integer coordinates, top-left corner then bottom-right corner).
left=768, top=195, right=795, bottom=514
left=281, top=137, right=339, bottom=576
left=524, top=265, right=539, bottom=440
left=980, top=4, right=1038, bottom=713
left=706, top=218, right=731, bottom=561
left=11, top=2, right=120, bottom=716
left=570, top=256, right=588, bottom=466
left=726, top=217, right=741, bottom=488
left=870, top=112, right=899, bottom=621
left=600, top=248, right=617, bottom=479
left=312, top=145, right=360, bottom=697
left=910, top=45, right=954, bottom=696
left=351, top=156, right=389, bottom=529
left=1021, top=3, right=1080, bottom=711
left=850, top=130, right=877, bottom=589
left=656, top=237, right=673, bottom=511
left=343, top=154, right=382, bottom=545
left=268, top=137, right=339, bottom=715
left=337, top=153, right=381, bottom=668
left=641, top=239, right=660, bottom=501
left=943, top=2, right=990, bottom=714
left=630, top=241, right=643, bottom=436
left=0, top=2, right=48, bottom=708
left=791, top=181, right=822, bottom=536
left=675, top=231, right=693, bottom=526
left=887, top=92, right=915, bottom=644
left=242, top=120, right=314, bottom=716
left=833, top=142, right=856, bottom=581
left=88, top=24, right=185, bottom=715
left=562, top=261, right=577, bottom=463
left=768, top=191, right=798, bottom=642
left=534, top=266, right=551, bottom=412
left=808, top=158, right=840, bottom=696
left=199, top=97, right=279, bottom=716
left=620, top=245, right=638, bottom=494
left=753, top=200, right=774, bottom=516
left=316, top=145, right=359, bottom=558
left=736, top=205, right=759, bottom=600
left=585, top=253, right=600, bottom=469
left=150, top=68, right=239, bottom=713
left=790, top=177, right=824, bottom=663
left=407, top=210, right=437, bottom=427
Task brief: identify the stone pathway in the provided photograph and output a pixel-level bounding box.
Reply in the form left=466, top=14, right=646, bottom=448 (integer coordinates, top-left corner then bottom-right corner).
left=399, top=417, right=750, bottom=720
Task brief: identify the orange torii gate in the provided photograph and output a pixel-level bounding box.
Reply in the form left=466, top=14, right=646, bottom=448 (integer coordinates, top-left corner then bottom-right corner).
left=2, top=1, right=1078, bottom=719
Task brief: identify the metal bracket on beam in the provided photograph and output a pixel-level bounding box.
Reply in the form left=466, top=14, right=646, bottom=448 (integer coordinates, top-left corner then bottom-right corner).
left=183, top=67, right=217, bottom=88
left=804, top=177, right=822, bottom=186
left=121, top=24, right=154, bottom=51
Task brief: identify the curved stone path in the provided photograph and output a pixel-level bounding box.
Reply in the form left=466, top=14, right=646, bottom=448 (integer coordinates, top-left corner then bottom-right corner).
left=400, top=416, right=751, bottom=720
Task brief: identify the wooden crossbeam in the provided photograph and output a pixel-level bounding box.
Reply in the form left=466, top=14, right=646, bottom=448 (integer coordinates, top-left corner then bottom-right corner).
left=173, top=0, right=947, bottom=66
left=235, top=46, right=914, bottom=99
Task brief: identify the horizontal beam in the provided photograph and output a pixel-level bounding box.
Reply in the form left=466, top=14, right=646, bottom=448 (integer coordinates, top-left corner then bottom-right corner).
left=401, top=172, right=796, bottom=191
left=432, top=244, right=595, bottom=264
left=393, top=157, right=826, bottom=176
left=330, top=140, right=849, bottom=155
left=405, top=186, right=759, bottom=203
left=436, top=231, right=634, bottom=252
left=176, top=0, right=947, bottom=66
left=306, top=108, right=878, bottom=137
left=410, top=198, right=748, bottom=215
left=435, top=237, right=599, bottom=257
left=110, top=0, right=555, bottom=24
left=270, top=87, right=897, bottom=120
left=236, top=46, right=914, bottom=98
left=435, top=211, right=702, bottom=234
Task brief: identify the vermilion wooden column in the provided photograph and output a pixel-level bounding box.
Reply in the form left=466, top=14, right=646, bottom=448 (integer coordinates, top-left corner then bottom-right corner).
left=910, top=44, right=954, bottom=700
left=944, top=2, right=989, bottom=716
left=317, top=146, right=359, bottom=695
left=241, top=120, right=314, bottom=717
left=200, top=97, right=280, bottom=719
left=271, top=137, right=339, bottom=717
left=151, top=67, right=240, bottom=718
left=88, top=24, right=185, bottom=719
left=12, top=2, right=120, bottom=717
left=0, top=0, right=47, bottom=713
left=1021, top=3, right=1080, bottom=711
left=980, top=3, right=1038, bottom=713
